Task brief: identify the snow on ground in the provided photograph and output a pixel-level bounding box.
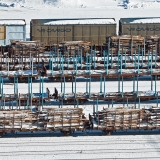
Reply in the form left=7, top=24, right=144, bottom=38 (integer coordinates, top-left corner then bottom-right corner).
left=1, top=0, right=160, bottom=159
left=1, top=134, right=160, bottom=160
left=0, top=0, right=160, bottom=38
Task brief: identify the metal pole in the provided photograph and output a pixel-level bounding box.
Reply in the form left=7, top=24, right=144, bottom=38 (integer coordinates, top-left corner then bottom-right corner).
left=72, top=74, right=74, bottom=93
left=142, top=48, right=143, bottom=68
left=138, top=97, right=140, bottom=109
left=100, top=74, right=102, bottom=93
left=157, top=92, right=158, bottom=107
left=103, top=77, right=106, bottom=98
left=155, top=75, right=157, bottom=96
left=96, top=99, right=98, bottom=112
left=122, top=76, right=123, bottom=97
left=61, top=75, right=62, bottom=93
left=136, top=76, right=138, bottom=97
left=133, top=74, right=135, bottom=92
left=150, top=53, right=152, bottom=74
left=64, top=76, right=65, bottom=98
left=118, top=74, right=120, bottom=92
left=74, top=76, right=76, bottom=98
left=151, top=76, right=153, bottom=91
left=41, top=77, right=44, bottom=110
left=89, top=76, right=91, bottom=98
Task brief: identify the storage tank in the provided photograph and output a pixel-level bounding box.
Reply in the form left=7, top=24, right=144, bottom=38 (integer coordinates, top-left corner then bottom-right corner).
left=119, top=17, right=160, bottom=37
left=30, top=18, right=116, bottom=46
left=0, top=19, right=26, bottom=46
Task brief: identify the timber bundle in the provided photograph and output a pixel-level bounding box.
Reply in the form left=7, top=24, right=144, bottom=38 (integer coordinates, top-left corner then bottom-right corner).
left=106, top=35, right=145, bottom=55
left=59, top=41, right=91, bottom=57
left=0, top=108, right=86, bottom=135
left=105, top=35, right=160, bottom=55
left=95, top=106, right=160, bottom=133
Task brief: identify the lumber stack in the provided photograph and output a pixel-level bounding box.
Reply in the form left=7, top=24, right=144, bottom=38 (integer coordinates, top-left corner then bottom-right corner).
left=0, top=108, right=86, bottom=133
left=96, top=106, right=160, bottom=131
left=44, top=108, right=85, bottom=131
left=105, top=35, right=145, bottom=55
left=10, top=40, right=45, bottom=57
left=146, top=36, right=160, bottom=54
left=59, top=41, right=91, bottom=57
left=97, top=107, right=143, bottom=131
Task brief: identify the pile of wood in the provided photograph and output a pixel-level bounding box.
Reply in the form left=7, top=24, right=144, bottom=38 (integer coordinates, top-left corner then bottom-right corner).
left=59, top=41, right=91, bottom=57
left=43, top=108, right=85, bottom=132
left=146, top=36, right=160, bottom=54
left=96, top=106, right=160, bottom=132
left=9, top=40, right=45, bottom=57
left=142, top=107, right=160, bottom=129
left=0, top=108, right=87, bottom=134
left=96, top=107, right=143, bottom=131
left=105, top=35, right=145, bottom=55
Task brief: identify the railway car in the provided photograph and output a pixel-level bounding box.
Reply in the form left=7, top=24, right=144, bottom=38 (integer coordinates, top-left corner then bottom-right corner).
left=119, top=17, right=160, bottom=37
left=30, top=18, right=116, bottom=47
left=0, top=19, right=26, bottom=46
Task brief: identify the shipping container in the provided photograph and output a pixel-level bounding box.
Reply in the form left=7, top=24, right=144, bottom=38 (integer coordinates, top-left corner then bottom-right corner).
left=30, top=18, right=116, bottom=46
left=119, top=17, right=160, bottom=37
left=0, top=19, right=26, bottom=46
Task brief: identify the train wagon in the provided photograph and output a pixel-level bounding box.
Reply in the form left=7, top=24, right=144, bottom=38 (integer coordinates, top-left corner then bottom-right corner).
left=30, top=18, right=116, bottom=47
left=0, top=19, right=26, bottom=46
left=119, top=17, right=160, bottom=37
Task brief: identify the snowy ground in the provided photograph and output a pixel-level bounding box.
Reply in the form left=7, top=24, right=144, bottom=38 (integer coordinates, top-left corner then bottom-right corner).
left=1, top=0, right=160, bottom=159
left=1, top=133, right=160, bottom=160
left=1, top=0, right=160, bottom=38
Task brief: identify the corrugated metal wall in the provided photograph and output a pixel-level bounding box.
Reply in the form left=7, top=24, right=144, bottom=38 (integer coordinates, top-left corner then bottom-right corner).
left=31, top=23, right=116, bottom=46
left=0, top=25, right=26, bottom=46
left=119, top=18, right=160, bottom=37
left=6, top=26, right=26, bottom=45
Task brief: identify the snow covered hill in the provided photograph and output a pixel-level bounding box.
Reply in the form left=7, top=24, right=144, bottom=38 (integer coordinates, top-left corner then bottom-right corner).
left=0, top=0, right=160, bottom=9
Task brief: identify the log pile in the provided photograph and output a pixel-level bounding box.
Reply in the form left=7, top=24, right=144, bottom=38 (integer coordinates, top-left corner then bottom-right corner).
left=146, top=36, right=160, bottom=55
left=96, top=106, right=160, bottom=132
left=0, top=108, right=86, bottom=134
left=59, top=41, right=91, bottom=57
left=105, top=35, right=145, bottom=55
left=9, top=40, right=45, bottom=57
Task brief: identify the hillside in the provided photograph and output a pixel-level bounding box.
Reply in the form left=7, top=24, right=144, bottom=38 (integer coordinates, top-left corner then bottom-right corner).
left=0, top=0, right=160, bottom=9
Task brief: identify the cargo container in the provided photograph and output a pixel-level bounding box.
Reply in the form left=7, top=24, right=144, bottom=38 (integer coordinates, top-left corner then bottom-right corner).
left=0, top=19, right=26, bottom=46
left=30, top=18, right=116, bottom=46
left=119, top=17, right=160, bottom=37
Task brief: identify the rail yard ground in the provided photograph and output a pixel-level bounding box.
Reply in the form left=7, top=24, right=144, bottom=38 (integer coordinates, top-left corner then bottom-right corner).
left=1, top=0, right=160, bottom=159
left=1, top=134, right=160, bottom=160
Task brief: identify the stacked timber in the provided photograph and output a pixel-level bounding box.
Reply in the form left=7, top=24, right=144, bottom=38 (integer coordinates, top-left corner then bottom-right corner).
left=96, top=107, right=160, bottom=132
left=0, top=108, right=86, bottom=134
left=105, top=35, right=145, bottom=55
left=59, top=41, right=91, bottom=57
left=141, top=106, right=160, bottom=129
left=10, top=40, right=45, bottom=57
left=44, top=108, right=85, bottom=131
left=96, top=107, right=143, bottom=131
left=146, top=36, right=160, bottom=54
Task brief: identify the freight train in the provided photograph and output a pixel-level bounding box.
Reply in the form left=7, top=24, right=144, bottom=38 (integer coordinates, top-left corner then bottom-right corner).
left=0, top=106, right=160, bottom=137
left=1, top=17, right=160, bottom=47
